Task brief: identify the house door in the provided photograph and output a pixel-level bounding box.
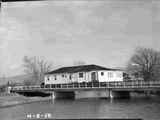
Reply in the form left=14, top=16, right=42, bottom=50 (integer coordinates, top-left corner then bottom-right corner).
left=91, top=72, right=97, bottom=82
left=69, top=74, right=72, bottom=82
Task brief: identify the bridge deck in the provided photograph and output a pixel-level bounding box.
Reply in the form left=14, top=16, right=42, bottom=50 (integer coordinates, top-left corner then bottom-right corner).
left=11, top=80, right=160, bottom=92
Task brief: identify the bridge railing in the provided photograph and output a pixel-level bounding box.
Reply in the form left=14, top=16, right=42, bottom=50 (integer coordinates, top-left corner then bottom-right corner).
left=42, top=80, right=160, bottom=89
left=11, top=80, right=160, bottom=91
left=11, top=85, right=41, bottom=91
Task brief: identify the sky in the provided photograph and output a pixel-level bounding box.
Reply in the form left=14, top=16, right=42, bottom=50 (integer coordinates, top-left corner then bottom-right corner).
left=0, top=0, right=159, bottom=77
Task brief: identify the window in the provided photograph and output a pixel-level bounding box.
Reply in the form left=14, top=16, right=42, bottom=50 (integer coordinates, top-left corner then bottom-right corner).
left=117, top=73, right=122, bottom=78
left=79, top=72, right=83, bottom=78
left=69, top=75, right=72, bottom=80
left=65, top=74, right=67, bottom=78
left=62, top=74, right=64, bottom=77
left=101, top=72, right=104, bottom=76
left=54, top=75, right=57, bottom=80
left=108, top=72, right=113, bottom=78
left=47, top=77, right=50, bottom=81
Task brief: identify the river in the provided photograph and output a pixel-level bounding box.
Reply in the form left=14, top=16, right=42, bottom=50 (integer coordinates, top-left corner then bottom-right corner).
left=0, top=96, right=160, bottom=120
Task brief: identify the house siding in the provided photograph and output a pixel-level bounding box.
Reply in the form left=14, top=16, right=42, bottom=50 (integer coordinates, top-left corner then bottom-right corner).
left=98, top=71, right=123, bottom=82
left=44, top=70, right=123, bottom=84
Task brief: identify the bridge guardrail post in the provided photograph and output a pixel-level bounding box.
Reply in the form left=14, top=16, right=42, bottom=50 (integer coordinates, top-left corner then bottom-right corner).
left=141, top=80, right=142, bottom=88
left=62, top=84, right=64, bottom=88
left=107, top=82, right=109, bottom=88
left=116, top=82, right=118, bottom=88
left=135, top=81, right=137, bottom=87
left=151, top=81, right=153, bottom=88
left=144, top=81, right=146, bottom=88
left=156, top=81, right=158, bottom=87
left=132, top=81, right=133, bottom=88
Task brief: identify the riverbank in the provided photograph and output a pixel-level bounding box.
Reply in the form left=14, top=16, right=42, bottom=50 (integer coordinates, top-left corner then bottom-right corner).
left=0, top=93, right=51, bottom=108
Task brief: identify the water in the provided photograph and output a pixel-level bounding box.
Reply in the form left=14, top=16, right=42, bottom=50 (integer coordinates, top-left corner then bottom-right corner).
left=0, top=96, right=160, bottom=120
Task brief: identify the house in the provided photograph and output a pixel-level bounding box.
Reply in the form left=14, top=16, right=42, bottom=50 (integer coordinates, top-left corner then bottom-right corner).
left=44, top=64, right=123, bottom=85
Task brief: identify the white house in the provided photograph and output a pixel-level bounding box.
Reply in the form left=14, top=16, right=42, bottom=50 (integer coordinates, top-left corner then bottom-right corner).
left=44, top=64, right=123, bottom=85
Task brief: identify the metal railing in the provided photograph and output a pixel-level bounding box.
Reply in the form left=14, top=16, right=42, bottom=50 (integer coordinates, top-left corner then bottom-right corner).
left=11, top=85, right=41, bottom=91
left=11, top=80, right=160, bottom=92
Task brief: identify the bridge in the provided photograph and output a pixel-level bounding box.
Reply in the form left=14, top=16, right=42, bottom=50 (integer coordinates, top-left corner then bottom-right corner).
left=10, top=80, right=160, bottom=99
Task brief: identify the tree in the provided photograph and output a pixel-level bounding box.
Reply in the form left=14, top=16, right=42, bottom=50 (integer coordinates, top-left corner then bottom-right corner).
left=127, top=47, right=160, bottom=81
left=23, top=56, right=53, bottom=85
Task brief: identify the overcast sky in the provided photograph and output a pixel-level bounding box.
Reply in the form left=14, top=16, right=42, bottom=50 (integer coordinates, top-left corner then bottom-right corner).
left=0, top=0, right=159, bottom=77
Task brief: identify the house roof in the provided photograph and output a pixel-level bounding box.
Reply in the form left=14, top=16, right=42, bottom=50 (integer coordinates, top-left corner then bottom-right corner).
left=46, top=64, right=121, bottom=74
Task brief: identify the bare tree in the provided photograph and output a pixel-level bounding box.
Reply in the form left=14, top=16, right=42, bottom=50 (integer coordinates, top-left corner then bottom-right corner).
left=127, top=47, right=160, bottom=81
left=23, top=56, right=52, bottom=85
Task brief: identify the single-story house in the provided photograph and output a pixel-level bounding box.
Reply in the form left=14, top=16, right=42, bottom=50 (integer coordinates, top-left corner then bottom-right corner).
left=44, top=64, right=123, bottom=85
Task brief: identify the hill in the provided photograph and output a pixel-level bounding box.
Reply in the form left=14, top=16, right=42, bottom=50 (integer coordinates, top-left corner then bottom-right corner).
left=0, top=74, right=32, bottom=85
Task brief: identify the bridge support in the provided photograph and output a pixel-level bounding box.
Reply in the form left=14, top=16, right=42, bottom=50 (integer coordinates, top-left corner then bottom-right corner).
left=52, top=90, right=130, bottom=99
left=109, top=91, right=130, bottom=99
left=74, top=89, right=110, bottom=99
left=53, top=91, right=75, bottom=99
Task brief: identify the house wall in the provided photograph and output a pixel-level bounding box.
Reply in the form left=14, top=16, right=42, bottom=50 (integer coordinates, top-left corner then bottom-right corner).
left=44, top=70, right=123, bottom=84
left=98, top=70, right=123, bottom=82
left=44, top=72, right=92, bottom=84
left=44, top=74, right=68, bottom=84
